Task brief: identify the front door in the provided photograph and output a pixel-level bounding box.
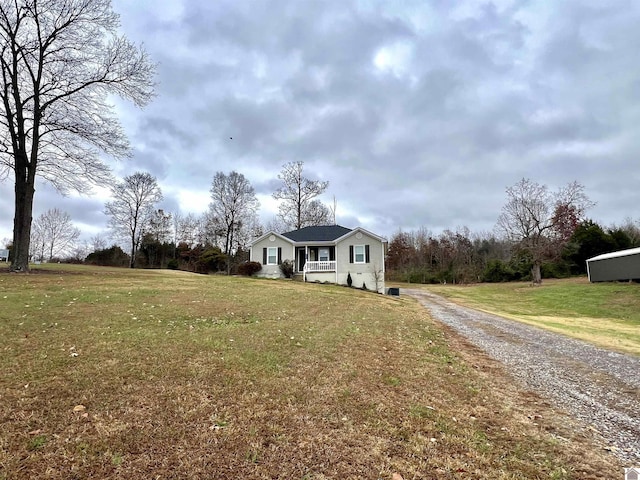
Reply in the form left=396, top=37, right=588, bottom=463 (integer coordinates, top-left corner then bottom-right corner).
left=297, top=248, right=306, bottom=272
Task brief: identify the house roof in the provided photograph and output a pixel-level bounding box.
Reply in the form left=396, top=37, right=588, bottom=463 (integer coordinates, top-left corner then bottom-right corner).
left=282, top=225, right=352, bottom=242
left=587, top=246, right=640, bottom=262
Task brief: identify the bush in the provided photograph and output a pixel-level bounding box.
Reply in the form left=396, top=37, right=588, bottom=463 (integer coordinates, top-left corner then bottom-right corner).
left=482, top=260, right=515, bottom=283
left=198, top=247, right=226, bottom=273
left=541, top=262, right=571, bottom=279
left=347, top=272, right=352, bottom=287
left=167, top=259, right=179, bottom=270
left=279, top=259, right=294, bottom=278
left=85, top=245, right=130, bottom=267
left=238, top=261, right=262, bottom=276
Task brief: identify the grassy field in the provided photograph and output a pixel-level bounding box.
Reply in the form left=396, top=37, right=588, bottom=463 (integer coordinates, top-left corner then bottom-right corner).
left=409, top=277, right=640, bottom=356
left=0, top=265, right=622, bottom=479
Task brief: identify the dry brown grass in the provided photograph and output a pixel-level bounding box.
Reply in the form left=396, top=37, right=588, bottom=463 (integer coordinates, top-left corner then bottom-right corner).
left=0, top=265, right=622, bottom=479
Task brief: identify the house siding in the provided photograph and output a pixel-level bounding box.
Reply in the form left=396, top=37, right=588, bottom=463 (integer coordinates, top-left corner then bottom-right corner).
left=250, top=235, right=295, bottom=278
left=587, top=252, right=640, bottom=282
left=305, top=272, right=337, bottom=283
left=336, top=231, right=385, bottom=293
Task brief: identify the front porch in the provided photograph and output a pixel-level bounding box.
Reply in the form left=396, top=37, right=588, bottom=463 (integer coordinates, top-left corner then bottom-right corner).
left=303, top=260, right=336, bottom=272
left=294, top=246, right=337, bottom=283
left=295, top=246, right=336, bottom=273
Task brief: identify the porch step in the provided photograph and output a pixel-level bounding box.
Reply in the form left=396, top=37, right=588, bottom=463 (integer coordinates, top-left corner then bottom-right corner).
left=292, top=273, right=304, bottom=282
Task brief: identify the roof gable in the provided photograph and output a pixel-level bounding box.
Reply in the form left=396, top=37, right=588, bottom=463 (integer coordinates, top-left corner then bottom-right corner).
left=336, top=226, right=386, bottom=243
left=251, top=231, right=295, bottom=246
left=282, top=225, right=352, bottom=242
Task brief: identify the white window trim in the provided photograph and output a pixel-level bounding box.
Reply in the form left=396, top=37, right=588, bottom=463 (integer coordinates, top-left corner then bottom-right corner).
left=267, top=247, right=278, bottom=265
left=354, top=244, right=365, bottom=264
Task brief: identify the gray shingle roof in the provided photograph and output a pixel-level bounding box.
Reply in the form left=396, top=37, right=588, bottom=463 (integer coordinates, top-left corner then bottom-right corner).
left=281, top=225, right=352, bottom=242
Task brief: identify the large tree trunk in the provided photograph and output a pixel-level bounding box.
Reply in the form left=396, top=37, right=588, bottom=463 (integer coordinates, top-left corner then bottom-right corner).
left=130, top=240, right=136, bottom=268
left=11, top=164, right=35, bottom=272
left=531, top=262, right=542, bottom=285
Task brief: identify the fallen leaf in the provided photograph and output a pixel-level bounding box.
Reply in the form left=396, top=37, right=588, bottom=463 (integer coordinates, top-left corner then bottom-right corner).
left=73, top=405, right=85, bottom=412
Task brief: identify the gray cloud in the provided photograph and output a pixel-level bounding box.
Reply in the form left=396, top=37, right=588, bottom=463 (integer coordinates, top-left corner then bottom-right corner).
left=1, top=0, right=639, bottom=244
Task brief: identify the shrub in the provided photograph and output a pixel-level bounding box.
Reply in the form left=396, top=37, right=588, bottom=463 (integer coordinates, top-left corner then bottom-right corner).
left=198, top=247, right=226, bottom=272
left=238, top=261, right=262, bottom=276
left=279, top=259, right=294, bottom=278
left=362, top=282, right=367, bottom=290
left=85, top=245, right=130, bottom=267
left=482, top=260, right=515, bottom=283
left=167, top=259, right=179, bottom=270
left=541, top=262, right=571, bottom=279
left=347, top=272, right=352, bottom=287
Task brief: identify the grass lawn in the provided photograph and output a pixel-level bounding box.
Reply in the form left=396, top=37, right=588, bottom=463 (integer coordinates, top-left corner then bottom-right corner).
left=0, top=265, right=622, bottom=479
left=407, top=277, right=640, bottom=356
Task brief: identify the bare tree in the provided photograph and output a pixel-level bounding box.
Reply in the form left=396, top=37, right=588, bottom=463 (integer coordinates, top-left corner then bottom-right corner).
left=616, top=217, right=640, bottom=246
left=263, top=215, right=288, bottom=234
left=0, top=0, right=155, bottom=272
left=30, top=208, right=80, bottom=261
left=208, top=171, right=259, bottom=255
left=371, top=263, right=384, bottom=293
left=148, top=209, right=172, bottom=243
left=272, top=161, right=330, bottom=230
left=302, top=199, right=332, bottom=228
left=105, top=172, right=162, bottom=268
left=68, top=242, right=90, bottom=263
left=496, top=178, right=593, bottom=284
left=90, top=233, right=108, bottom=252
left=30, top=219, right=45, bottom=262
left=197, top=210, right=225, bottom=248
left=173, top=212, right=199, bottom=248
left=232, top=215, right=262, bottom=253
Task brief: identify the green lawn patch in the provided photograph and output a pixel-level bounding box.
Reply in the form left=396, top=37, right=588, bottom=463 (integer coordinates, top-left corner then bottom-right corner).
left=413, top=277, right=640, bottom=355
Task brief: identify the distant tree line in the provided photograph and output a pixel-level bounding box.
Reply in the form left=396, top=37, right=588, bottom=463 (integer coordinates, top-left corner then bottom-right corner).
left=6, top=174, right=639, bottom=283
left=4, top=161, right=332, bottom=274
left=385, top=219, right=640, bottom=284
left=386, top=178, right=640, bottom=284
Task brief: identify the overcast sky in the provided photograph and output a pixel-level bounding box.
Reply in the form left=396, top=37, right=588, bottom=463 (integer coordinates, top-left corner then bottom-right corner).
left=1, top=0, right=639, bottom=246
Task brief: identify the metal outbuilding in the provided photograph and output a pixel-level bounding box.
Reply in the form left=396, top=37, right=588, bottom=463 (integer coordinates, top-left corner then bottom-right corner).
left=586, top=247, right=640, bottom=282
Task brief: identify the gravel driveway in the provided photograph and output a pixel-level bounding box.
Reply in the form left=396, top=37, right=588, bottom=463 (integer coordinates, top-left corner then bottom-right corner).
left=403, top=288, right=640, bottom=464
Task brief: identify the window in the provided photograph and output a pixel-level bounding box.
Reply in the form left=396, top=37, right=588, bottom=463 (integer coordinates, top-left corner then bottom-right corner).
left=267, top=247, right=278, bottom=265
left=319, top=248, right=330, bottom=261
left=349, top=244, right=369, bottom=264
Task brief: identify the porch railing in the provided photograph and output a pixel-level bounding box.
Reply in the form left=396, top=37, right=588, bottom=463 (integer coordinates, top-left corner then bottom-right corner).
left=303, top=261, right=336, bottom=272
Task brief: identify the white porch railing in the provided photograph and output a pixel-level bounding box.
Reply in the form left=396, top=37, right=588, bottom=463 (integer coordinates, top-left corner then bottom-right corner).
left=303, top=261, right=336, bottom=272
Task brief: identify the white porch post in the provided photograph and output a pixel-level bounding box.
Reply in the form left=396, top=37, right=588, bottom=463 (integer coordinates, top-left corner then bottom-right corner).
left=304, top=246, right=308, bottom=282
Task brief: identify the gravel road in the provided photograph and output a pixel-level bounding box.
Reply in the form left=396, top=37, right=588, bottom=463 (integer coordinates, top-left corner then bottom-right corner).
left=403, top=288, right=640, bottom=464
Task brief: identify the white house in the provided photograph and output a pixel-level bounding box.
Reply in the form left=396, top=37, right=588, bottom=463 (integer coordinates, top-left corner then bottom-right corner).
left=249, top=225, right=387, bottom=293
